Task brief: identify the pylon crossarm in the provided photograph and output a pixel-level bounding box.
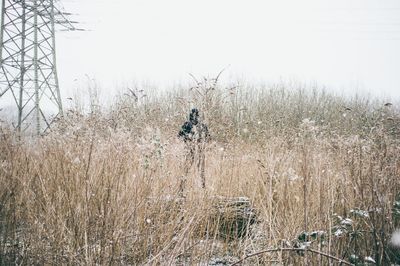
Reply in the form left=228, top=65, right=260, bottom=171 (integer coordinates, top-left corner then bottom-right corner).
left=22, top=1, right=78, bottom=31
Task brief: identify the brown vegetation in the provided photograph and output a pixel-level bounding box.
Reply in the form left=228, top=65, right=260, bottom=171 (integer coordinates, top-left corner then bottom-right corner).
left=1, top=80, right=400, bottom=265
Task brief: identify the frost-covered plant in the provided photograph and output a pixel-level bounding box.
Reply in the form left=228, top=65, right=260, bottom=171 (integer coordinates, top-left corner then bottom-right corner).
left=1, top=80, right=400, bottom=265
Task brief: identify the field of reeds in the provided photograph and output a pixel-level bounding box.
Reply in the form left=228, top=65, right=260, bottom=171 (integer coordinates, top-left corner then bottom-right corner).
left=1, top=79, right=400, bottom=265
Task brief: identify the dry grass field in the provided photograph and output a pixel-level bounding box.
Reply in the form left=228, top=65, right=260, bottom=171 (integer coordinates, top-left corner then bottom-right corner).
left=1, top=79, right=400, bottom=265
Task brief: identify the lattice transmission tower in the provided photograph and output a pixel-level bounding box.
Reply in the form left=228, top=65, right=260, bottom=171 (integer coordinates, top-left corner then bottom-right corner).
left=0, top=0, right=78, bottom=134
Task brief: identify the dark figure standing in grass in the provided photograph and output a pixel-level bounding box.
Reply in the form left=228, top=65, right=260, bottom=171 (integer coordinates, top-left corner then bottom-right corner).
left=178, top=108, right=210, bottom=194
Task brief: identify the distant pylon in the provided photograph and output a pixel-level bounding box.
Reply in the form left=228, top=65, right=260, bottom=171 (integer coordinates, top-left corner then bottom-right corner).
left=0, top=0, right=78, bottom=134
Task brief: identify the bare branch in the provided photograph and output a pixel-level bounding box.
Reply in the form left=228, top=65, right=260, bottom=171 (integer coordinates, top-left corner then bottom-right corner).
left=230, top=247, right=354, bottom=266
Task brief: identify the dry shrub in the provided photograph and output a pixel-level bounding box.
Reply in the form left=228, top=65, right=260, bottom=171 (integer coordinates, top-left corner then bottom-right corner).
left=1, top=81, right=400, bottom=265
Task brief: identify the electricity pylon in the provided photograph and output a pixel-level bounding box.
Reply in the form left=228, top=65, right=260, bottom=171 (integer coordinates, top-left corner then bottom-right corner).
left=0, top=0, right=78, bottom=134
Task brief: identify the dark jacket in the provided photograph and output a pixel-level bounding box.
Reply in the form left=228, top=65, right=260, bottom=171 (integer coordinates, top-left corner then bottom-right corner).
left=178, top=121, right=209, bottom=143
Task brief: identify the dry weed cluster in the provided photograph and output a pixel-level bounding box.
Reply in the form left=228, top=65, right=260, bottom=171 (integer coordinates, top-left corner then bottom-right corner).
left=1, top=80, right=400, bottom=265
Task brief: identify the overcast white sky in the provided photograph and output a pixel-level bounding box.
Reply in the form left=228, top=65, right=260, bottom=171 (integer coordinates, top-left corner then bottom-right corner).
left=56, top=0, right=400, bottom=100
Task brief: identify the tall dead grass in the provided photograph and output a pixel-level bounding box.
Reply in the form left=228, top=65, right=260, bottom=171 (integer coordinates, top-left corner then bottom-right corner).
left=1, top=80, right=400, bottom=265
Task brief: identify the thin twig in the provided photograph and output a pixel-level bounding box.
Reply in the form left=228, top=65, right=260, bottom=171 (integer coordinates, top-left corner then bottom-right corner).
left=174, top=240, right=202, bottom=259
left=230, top=247, right=354, bottom=266
left=146, top=216, right=196, bottom=265
left=213, top=66, right=229, bottom=87
left=188, top=73, right=200, bottom=85
left=84, top=137, right=94, bottom=265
